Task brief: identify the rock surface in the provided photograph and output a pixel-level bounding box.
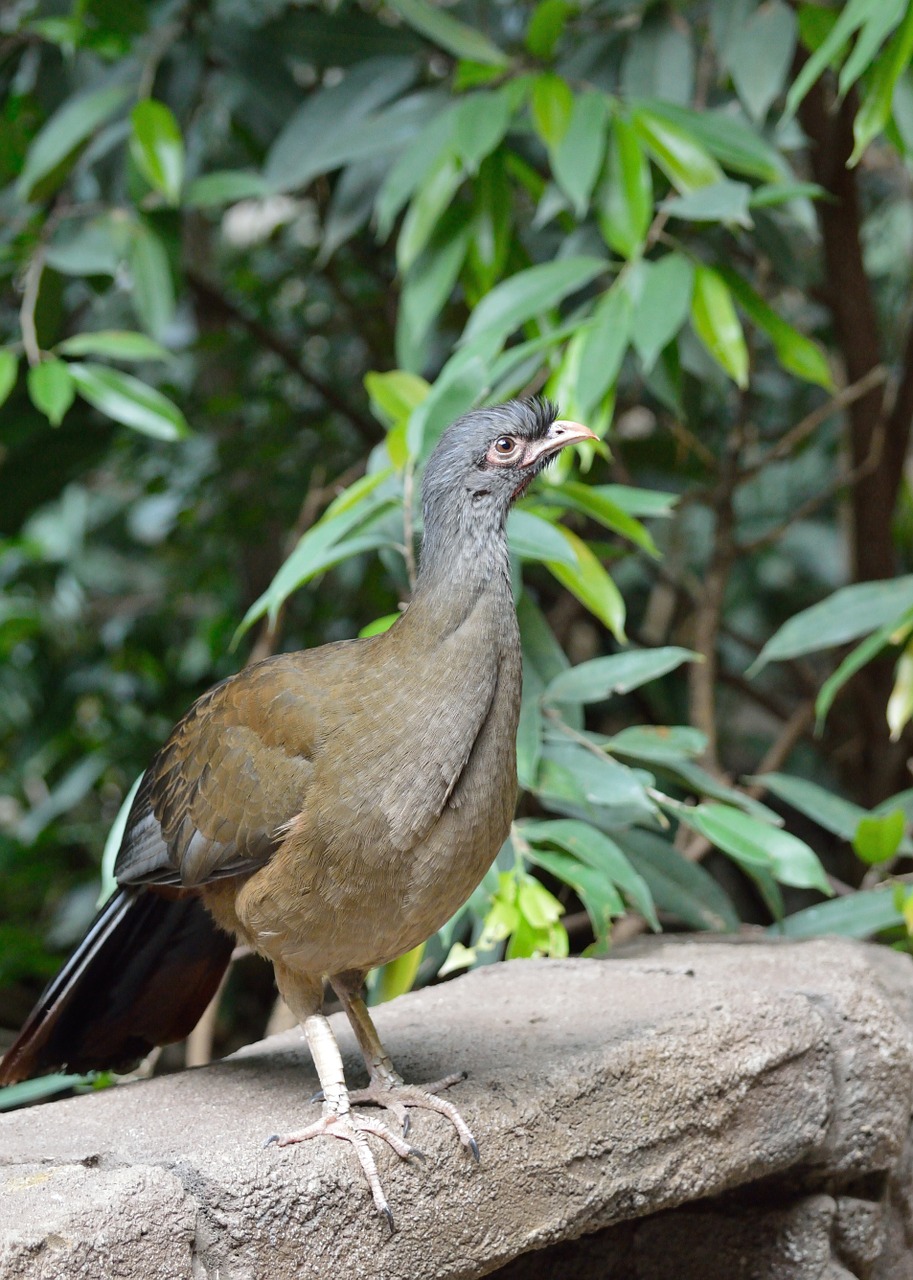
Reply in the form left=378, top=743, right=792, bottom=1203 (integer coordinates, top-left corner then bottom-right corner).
left=1, top=937, right=912, bottom=1279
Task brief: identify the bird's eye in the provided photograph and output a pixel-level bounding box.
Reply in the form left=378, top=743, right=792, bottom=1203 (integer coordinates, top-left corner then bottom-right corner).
left=494, top=436, right=515, bottom=454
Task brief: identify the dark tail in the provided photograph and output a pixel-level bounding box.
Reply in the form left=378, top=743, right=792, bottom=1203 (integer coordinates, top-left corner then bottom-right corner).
left=0, top=887, right=234, bottom=1085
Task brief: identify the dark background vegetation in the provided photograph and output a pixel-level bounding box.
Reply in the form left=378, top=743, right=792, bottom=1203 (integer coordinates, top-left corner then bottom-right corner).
left=3, top=0, right=913, bottom=1097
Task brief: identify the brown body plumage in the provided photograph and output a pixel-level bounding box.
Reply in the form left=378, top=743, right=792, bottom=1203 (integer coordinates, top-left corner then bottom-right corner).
left=0, top=400, right=594, bottom=1224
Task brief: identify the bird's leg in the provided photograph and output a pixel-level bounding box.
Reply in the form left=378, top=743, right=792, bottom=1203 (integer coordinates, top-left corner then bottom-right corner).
left=268, top=966, right=420, bottom=1228
left=330, top=973, right=479, bottom=1159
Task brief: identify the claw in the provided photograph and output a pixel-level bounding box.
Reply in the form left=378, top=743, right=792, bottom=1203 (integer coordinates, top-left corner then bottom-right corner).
left=467, top=1135, right=480, bottom=1163
left=263, top=1134, right=279, bottom=1148
left=309, top=1089, right=325, bottom=1103
left=402, top=1112, right=411, bottom=1139
left=381, top=1205, right=395, bottom=1234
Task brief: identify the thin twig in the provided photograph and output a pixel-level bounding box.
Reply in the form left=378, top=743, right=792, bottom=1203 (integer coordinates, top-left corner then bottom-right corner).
left=185, top=270, right=382, bottom=446
left=737, top=364, right=888, bottom=485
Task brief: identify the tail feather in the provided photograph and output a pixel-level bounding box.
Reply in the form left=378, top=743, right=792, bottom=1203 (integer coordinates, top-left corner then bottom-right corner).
left=0, top=887, right=234, bottom=1085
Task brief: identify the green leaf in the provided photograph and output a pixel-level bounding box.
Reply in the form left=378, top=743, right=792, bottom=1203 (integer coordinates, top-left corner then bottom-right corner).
left=750, top=772, right=868, bottom=842
left=0, top=1074, right=90, bottom=1112
left=662, top=178, right=753, bottom=227
left=770, top=887, right=904, bottom=939
left=606, top=725, right=707, bottom=762
left=56, top=330, right=171, bottom=362
left=27, top=359, right=75, bottom=427
left=17, top=86, right=130, bottom=201
left=690, top=264, right=749, bottom=387
left=751, top=576, right=913, bottom=671
left=451, top=90, right=513, bottom=173
left=184, top=170, right=274, bottom=207
left=397, top=223, right=470, bottom=370
left=0, top=349, right=18, bottom=408
left=684, top=803, right=832, bottom=894
left=526, top=0, right=572, bottom=59
left=719, top=268, right=833, bottom=389
left=815, top=605, right=913, bottom=729
left=853, top=810, right=905, bottom=865
left=788, top=0, right=903, bottom=116
left=516, top=661, right=545, bottom=790
left=552, top=92, right=610, bottom=216
left=375, top=106, right=456, bottom=239
left=725, top=0, right=796, bottom=121
left=128, top=221, right=175, bottom=340
left=545, top=646, right=695, bottom=704
left=537, top=478, right=658, bottom=557
left=595, top=485, right=678, bottom=518
left=359, top=613, right=401, bottom=638
left=562, top=287, right=632, bottom=422
left=407, top=351, right=486, bottom=457
left=130, top=99, right=184, bottom=204
left=522, top=817, right=659, bottom=928
left=461, top=256, right=605, bottom=348
left=372, top=943, right=425, bottom=1003
left=620, top=828, right=741, bottom=931
left=599, top=116, right=653, bottom=258
left=633, top=99, right=786, bottom=182
left=888, top=639, right=913, bottom=741
left=397, top=155, right=464, bottom=274
left=508, top=509, right=578, bottom=568
left=631, top=106, right=724, bottom=193
left=524, top=846, right=624, bottom=943
left=546, top=526, right=626, bottom=641
left=387, top=0, right=509, bottom=65
left=629, top=253, right=694, bottom=373
left=540, top=740, right=655, bottom=823
left=68, top=363, right=189, bottom=440
left=265, top=58, right=421, bottom=192
left=365, top=370, right=430, bottom=429
left=851, top=3, right=913, bottom=164
left=530, top=73, right=574, bottom=147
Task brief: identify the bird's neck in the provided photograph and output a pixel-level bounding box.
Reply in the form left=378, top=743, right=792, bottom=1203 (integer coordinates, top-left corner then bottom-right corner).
left=406, top=504, right=514, bottom=639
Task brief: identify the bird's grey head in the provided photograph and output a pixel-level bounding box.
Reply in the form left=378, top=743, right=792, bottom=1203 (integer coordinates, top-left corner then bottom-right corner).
left=416, top=399, right=595, bottom=588
left=421, top=399, right=594, bottom=531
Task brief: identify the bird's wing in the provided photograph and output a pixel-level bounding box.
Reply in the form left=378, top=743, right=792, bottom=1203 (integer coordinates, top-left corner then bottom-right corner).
left=114, top=654, right=329, bottom=889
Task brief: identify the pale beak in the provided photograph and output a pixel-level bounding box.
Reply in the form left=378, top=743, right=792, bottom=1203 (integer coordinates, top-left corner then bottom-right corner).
left=523, top=418, right=598, bottom=465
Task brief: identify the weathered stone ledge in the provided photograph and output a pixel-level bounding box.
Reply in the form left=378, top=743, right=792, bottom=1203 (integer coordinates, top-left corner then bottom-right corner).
left=2, top=937, right=913, bottom=1279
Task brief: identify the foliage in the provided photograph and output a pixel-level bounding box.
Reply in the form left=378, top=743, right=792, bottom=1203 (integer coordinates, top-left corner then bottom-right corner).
left=4, top=0, right=913, bottom=1090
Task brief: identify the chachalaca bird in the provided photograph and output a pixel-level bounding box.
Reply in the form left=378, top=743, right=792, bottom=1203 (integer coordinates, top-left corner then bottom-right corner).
left=0, top=399, right=595, bottom=1223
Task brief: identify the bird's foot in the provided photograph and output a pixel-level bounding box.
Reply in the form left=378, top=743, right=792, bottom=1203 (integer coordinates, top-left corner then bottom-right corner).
left=346, top=1072, right=479, bottom=1159
left=267, top=1109, right=421, bottom=1230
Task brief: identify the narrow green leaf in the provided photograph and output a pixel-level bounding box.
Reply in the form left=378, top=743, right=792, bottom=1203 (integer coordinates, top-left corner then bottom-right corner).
left=397, top=156, right=464, bottom=274
left=375, top=106, right=456, bottom=239
left=397, top=223, right=470, bottom=371
left=545, top=646, right=695, bottom=703
left=620, top=828, right=741, bottom=932
left=372, top=943, right=425, bottom=1003
left=365, top=370, right=430, bottom=430
left=530, top=73, right=574, bottom=147
left=787, top=0, right=887, bottom=115
left=130, top=99, right=184, bottom=204
left=407, top=351, right=487, bottom=458
left=770, top=887, right=903, bottom=939
left=516, top=661, right=544, bottom=790
left=850, top=3, right=913, bottom=164
left=564, top=287, right=632, bottom=422
left=546, top=526, right=626, bottom=641
left=552, top=92, right=610, bottom=216
left=526, top=0, right=572, bottom=59
left=27, top=359, right=74, bottom=426
left=451, top=90, right=513, bottom=173
left=751, top=577, right=913, bottom=671
left=17, top=86, right=130, bottom=200
left=629, top=253, right=694, bottom=373
left=69, top=362, right=189, bottom=440
left=749, top=772, right=868, bottom=842
left=599, top=116, right=653, bottom=257
left=57, top=330, right=170, bottom=362
left=726, top=0, right=797, bottom=121
left=662, top=178, right=753, bottom=227
left=387, top=0, right=509, bottom=65
left=524, top=846, right=624, bottom=943
left=815, top=606, right=913, bottom=729
left=720, top=267, right=833, bottom=389
left=461, top=256, right=605, bottom=348
left=184, top=170, right=274, bottom=207
left=606, top=725, right=707, bottom=762
left=508, top=509, right=578, bottom=568
left=685, top=802, right=832, bottom=894
left=0, top=349, right=18, bottom=408
left=633, top=99, right=786, bottom=182
left=853, top=810, right=905, bottom=865
left=537, top=478, right=658, bottom=556
left=888, top=640, right=913, bottom=741
left=0, top=1074, right=90, bottom=1111
left=522, top=817, right=659, bottom=928
left=691, top=264, right=749, bottom=387
left=128, top=221, right=175, bottom=340
left=631, top=106, right=724, bottom=193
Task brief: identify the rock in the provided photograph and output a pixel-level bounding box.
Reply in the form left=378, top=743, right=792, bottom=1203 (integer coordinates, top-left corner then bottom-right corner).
left=1, top=937, right=912, bottom=1279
